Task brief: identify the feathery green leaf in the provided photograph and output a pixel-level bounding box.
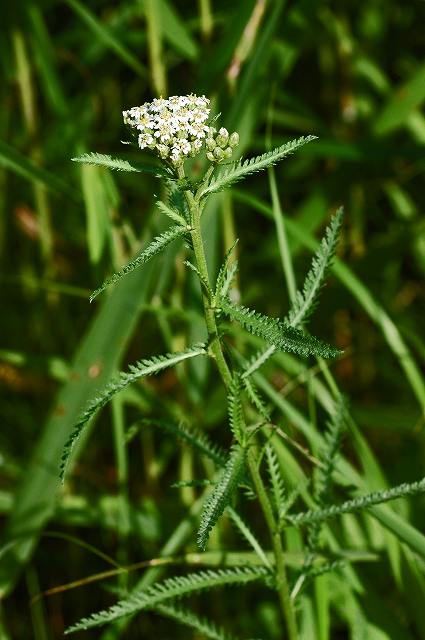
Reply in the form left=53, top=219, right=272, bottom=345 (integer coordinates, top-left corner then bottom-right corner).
left=59, top=344, right=206, bottom=481
left=227, top=507, right=271, bottom=568
left=156, top=199, right=188, bottom=226
left=315, top=395, right=347, bottom=504
left=214, top=240, right=239, bottom=301
left=242, top=377, right=271, bottom=420
left=199, top=136, right=317, bottom=198
left=197, top=445, right=246, bottom=551
left=242, top=209, right=343, bottom=378
left=140, top=418, right=227, bottom=467
left=65, top=566, right=268, bottom=633
left=228, top=376, right=245, bottom=444
left=287, top=476, right=425, bottom=527
left=90, top=225, right=187, bottom=301
left=287, top=208, right=344, bottom=327
left=155, top=603, right=244, bottom=640
left=72, top=152, right=169, bottom=176
left=265, top=444, right=286, bottom=519
left=221, top=300, right=341, bottom=359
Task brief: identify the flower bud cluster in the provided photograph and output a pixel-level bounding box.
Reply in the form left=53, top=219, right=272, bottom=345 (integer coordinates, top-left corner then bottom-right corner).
left=123, top=94, right=211, bottom=165
left=205, top=128, right=239, bottom=163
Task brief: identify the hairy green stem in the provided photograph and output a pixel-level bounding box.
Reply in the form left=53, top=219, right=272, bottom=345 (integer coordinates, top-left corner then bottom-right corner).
left=178, top=165, right=298, bottom=638
left=246, top=448, right=299, bottom=640
left=178, top=167, right=232, bottom=387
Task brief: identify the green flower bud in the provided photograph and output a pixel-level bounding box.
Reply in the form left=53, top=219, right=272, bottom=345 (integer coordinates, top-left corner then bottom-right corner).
left=206, top=151, right=215, bottom=162
left=223, top=146, right=233, bottom=159
left=213, top=146, right=224, bottom=160
left=215, top=127, right=228, bottom=149
left=206, top=138, right=216, bottom=151
left=229, top=131, right=239, bottom=148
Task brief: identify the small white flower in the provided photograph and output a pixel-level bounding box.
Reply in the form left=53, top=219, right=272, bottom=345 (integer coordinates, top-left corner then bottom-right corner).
left=123, top=94, right=212, bottom=164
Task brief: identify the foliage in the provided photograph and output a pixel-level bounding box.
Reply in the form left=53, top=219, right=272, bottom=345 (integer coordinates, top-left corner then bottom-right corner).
left=1, top=2, right=425, bottom=639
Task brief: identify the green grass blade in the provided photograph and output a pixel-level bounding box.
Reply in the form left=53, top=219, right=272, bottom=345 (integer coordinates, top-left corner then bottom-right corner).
left=234, top=191, right=425, bottom=416
left=374, top=61, right=425, bottom=135
left=0, top=255, right=160, bottom=598
left=0, top=139, right=77, bottom=199
left=158, top=0, right=199, bottom=60
left=65, top=0, right=146, bottom=76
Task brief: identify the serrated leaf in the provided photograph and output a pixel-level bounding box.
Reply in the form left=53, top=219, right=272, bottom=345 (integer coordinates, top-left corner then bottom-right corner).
left=287, top=208, right=344, bottom=327
left=59, top=344, right=206, bottom=481
left=227, top=376, right=245, bottom=444
left=90, top=225, right=187, bottom=301
left=140, top=418, right=227, bottom=467
left=199, top=136, right=317, bottom=198
left=72, top=152, right=169, bottom=176
left=156, top=199, right=188, bottom=226
left=221, top=300, right=341, bottom=359
left=155, top=602, right=243, bottom=640
left=197, top=445, right=246, bottom=551
left=214, top=239, right=239, bottom=301
left=65, top=566, right=268, bottom=633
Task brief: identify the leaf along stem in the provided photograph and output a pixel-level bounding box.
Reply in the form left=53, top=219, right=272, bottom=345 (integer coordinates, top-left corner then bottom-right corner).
left=178, top=164, right=299, bottom=640
left=177, top=166, right=232, bottom=388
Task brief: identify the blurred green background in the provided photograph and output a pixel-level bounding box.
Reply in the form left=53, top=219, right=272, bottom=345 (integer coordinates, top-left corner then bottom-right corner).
left=1, top=0, right=425, bottom=638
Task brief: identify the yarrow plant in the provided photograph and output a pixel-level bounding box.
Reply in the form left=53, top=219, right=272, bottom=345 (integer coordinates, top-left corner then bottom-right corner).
left=64, top=95, right=425, bottom=639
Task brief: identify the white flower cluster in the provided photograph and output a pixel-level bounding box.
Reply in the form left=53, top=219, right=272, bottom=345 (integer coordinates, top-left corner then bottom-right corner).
left=123, top=94, right=211, bottom=165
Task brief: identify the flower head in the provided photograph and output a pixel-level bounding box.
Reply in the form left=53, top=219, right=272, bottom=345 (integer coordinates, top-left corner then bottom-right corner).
left=123, top=94, right=211, bottom=165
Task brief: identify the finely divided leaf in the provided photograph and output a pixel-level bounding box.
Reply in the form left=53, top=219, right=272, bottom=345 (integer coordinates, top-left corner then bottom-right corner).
left=65, top=566, right=268, bottom=633
left=221, top=300, right=341, bottom=359
left=155, top=603, right=243, bottom=640
left=59, top=344, right=206, bottom=480
left=72, top=152, right=169, bottom=176
left=140, top=418, right=227, bottom=467
left=90, top=225, right=187, bottom=301
left=197, top=445, right=246, bottom=551
left=200, top=136, right=317, bottom=198
left=315, top=394, right=347, bottom=505
left=228, top=376, right=245, bottom=443
left=242, top=209, right=343, bottom=378
left=156, top=199, right=188, bottom=226
left=287, top=476, right=425, bottom=528
left=287, top=208, right=344, bottom=327
left=214, top=240, right=239, bottom=300
left=265, top=444, right=286, bottom=518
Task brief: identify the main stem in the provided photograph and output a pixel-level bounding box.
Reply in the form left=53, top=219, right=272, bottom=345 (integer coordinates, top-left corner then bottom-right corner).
left=178, top=166, right=299, bottom=640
